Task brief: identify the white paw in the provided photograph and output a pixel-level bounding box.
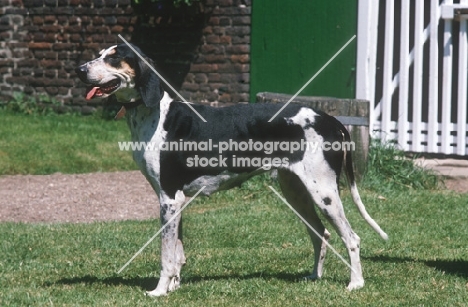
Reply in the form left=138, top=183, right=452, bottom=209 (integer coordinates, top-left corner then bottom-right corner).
left=146, top=276, right=171, bottom=297
left=168, top=276, right=181, bottom=292
left=145, top=289, right=168, bottom=297
left=346, top=280, right=364, bottom=291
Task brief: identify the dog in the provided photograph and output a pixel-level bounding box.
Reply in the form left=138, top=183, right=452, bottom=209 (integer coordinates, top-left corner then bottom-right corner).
left=75, top=43, right=388, bottom=296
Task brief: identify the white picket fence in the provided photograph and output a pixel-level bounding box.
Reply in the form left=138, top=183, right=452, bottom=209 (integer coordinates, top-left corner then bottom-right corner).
left=357, top=0, right=468, bottom=156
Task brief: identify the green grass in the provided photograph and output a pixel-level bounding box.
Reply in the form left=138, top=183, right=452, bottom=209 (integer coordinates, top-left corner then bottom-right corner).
left=1, top=175, right=467, bottom=306
left=1, top=111, right=467, bottom=305
left=362, top=139, right=440, bottom=192
left=0, top=111, right=136, bottom=175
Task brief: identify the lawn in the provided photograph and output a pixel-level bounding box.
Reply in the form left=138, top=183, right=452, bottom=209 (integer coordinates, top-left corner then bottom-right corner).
left=0, top=111, right=467, bottom=306
left=0, top=112, right=136, bottom=175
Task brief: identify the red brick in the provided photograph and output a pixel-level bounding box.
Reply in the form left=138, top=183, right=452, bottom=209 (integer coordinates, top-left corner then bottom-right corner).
left=0, top=32, right=11, bottom=40
left=225, top=26, right=250, bottom=36
left=69, top=16, right=81, bottom=25
left=0, top=59, right=14, bottom=67
left=232, top=36, right=250, bottom=44
left=219, top=17, right=231, bottom=26
left=111, top=25, right=123, bottom=33
left=45, top=87, right=59, bottom=95
left=44, top=69, right=56, bottom=78
left=220, top=35, right=231, bottom=44
left=70, top=34, right=81, bottom=42
left=212, top=26, right=224, bottom=35
left=40, top=59, right=62, bottom=69
left=207, top=73, right=221, bottom=82
left=208, top=17, right=219, bottom=25
left=226, top=45, right=250, bottom=54
left=65, top=25, right=83, bottom=33
left=191, top=64, right=217, bottom=73
left=205, top=54, right=227, bottom=63
left=182, top=82, right=199, bottom=91
left=202, top=26, right=213, bottom=35
left=6, top=76, right=30, bottom=85
left=205, top=35, right=220, bottom=44
left=194, top=73, right=208, bottom=83
left=44, top=15, right=56, bottom=24
left=232, top=16, right=251, bottom=25
left=218, top=0, right=233, bottom=6
left=116, top=16, right=129, bottom=25
left=32, top=16, right=43, bottom=25
left=217, top=63, right=249, bottom=73
left=53, top=43, right=76, bottom=51
left=230, top=54, right=249, bottom=63
left=29, top=42, right=52, bottom=49
left=42, top=25, right=61, bottom=33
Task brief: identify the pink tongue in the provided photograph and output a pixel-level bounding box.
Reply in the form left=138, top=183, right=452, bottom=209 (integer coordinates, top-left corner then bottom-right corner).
left=86, top=87, right=99, bottom=100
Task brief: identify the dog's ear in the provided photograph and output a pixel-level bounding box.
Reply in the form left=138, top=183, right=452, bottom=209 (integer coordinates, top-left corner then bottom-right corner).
left=136, top=56, right=163, bottom=108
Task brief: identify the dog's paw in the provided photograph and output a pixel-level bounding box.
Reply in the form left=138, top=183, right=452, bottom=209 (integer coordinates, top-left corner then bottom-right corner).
left=146, top=289, right=168, bottom=297
left=346, top=279, right=364, bottom=291
left=168, top=275, right=181, bottom=292
left=146, top=276, right=171, bottom=297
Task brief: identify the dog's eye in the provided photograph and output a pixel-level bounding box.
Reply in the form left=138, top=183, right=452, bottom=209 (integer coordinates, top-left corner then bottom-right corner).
left=105, top=55, right=123, bottom=67
left=105, top=53, right=121, bottom=62
left=106, top=53, right=120, bottom=59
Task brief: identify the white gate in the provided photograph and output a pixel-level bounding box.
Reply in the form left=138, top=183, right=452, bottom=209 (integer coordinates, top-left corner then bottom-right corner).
left=357, top=0, right=468, bottom=156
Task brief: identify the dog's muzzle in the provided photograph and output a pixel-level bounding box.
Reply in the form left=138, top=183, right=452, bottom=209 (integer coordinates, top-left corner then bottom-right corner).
left=74, top=65, right=121, bottom=100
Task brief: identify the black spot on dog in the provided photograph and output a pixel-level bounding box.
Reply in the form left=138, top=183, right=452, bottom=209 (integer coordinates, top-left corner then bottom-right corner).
left=304, top=118, right=314, bottom=130
left=160, top=204, right=168, bottom=219
left=323, top=197, right=332, bottom=206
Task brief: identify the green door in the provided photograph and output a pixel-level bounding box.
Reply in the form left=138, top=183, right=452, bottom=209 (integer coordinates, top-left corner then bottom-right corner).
left=250, top=0, right=357, bottom=102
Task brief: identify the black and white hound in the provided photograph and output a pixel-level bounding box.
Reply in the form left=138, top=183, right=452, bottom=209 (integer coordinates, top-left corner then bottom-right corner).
left=75, top=44, right=388, bottom=296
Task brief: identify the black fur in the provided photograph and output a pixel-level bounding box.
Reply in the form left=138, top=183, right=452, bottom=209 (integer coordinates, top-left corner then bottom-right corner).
left=113, top=44, right=164, bottom=107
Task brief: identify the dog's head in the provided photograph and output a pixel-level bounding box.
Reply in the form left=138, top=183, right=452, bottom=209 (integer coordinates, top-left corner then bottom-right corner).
left=74, top=44, right=163, bottom=107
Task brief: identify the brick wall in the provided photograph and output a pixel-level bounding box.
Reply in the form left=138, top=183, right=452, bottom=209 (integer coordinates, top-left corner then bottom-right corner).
left=180, top=0, right=251, bottom=105
left=0, top=0, right=251, bottom=113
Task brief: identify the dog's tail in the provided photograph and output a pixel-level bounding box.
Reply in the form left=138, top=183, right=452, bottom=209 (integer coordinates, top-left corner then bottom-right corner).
left=341, top=127, right=389, bottom=241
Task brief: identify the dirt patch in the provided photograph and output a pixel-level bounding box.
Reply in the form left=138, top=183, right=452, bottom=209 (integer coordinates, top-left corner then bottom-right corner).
left=444, top=178, right=468, bottom=194
left=0, top=171, right=159, bottom=223
left=0, top=171, right=466, bottom=224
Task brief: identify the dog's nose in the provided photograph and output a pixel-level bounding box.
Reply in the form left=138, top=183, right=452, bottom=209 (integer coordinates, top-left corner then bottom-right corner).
left=75, top=65, right=88, bottom=80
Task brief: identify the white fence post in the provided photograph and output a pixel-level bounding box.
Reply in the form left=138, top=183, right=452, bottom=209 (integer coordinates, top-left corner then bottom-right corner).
left=398, top=0, right=410, bottom=151
left=458, top=0, right=468, bottom=155
left=381, top=0, right=395, bottom=142
left=356, top=0, right=379, bottom=133
left=442, top=0, right=453, bottom=154
left=412, top=0, right=426, bottom=153
left=427, top=0, right=440, bottom=153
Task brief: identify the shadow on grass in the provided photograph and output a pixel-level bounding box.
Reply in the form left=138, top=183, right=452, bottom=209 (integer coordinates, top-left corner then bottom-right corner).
left=50, top=271, right=323, bottom=291
left=364, top=255, right=468, bottom=278
left=45, top=275, right=158, bottom=291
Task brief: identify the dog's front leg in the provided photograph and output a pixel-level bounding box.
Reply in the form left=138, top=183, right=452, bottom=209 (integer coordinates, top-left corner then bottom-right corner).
left=147, top=190, right=186, bottom=297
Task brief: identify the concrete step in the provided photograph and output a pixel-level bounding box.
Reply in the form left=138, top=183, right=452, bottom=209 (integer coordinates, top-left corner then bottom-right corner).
left=415, top=158, right=468, bottom=178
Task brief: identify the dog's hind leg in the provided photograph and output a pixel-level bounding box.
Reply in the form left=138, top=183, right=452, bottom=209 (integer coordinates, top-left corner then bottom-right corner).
left=147, top=190, right=186, bottom=297
left=277, top=170, right=330, bottom=281
left=292, top=161, right=364, bottom=290
left=291, top=165, right=364, bottom=290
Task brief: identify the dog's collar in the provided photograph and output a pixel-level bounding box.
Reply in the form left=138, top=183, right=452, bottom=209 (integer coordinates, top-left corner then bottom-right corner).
left=114, top=100, right=144, bottom=120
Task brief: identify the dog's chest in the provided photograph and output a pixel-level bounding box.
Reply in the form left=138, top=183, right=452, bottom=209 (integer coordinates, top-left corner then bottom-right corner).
left=126, top=108, right=160, bottom=173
